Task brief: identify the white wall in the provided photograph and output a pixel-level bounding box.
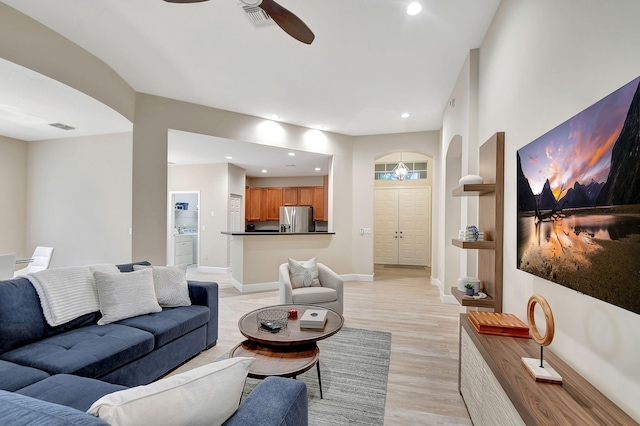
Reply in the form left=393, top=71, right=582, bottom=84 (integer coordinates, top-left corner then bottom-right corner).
left=442, top=0, right=640, bottom=420
left=0, top=135, right=27, bottom=258
left=27, top=132, right=133, bottom=266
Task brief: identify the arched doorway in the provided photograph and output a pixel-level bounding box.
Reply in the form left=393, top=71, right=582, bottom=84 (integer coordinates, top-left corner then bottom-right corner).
left=443, top=136, right=462, bottom=292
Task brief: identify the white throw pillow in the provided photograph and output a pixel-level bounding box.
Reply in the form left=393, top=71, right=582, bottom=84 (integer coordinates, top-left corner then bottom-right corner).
left=94, top=268, right=162, bottom=325
left=288, top=257, right=321, bottom=289
left=87, top=357, right=255, bottom=426
left=133, top=264, right=191, bottom=307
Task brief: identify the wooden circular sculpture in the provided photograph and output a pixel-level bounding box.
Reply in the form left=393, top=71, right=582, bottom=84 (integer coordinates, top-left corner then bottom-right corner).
left=527, top=294, right=555, bottom=346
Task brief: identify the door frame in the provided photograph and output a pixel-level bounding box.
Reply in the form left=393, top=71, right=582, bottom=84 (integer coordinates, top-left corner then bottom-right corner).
left=167, top=191, right=200, bottom=267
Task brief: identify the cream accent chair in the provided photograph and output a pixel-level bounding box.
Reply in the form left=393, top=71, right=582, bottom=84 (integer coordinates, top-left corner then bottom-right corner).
left=279, top=262, right=344, bottom=315
left=0, top=253, right=16, bottom=280
left=14, top=246, right=54, bottom=277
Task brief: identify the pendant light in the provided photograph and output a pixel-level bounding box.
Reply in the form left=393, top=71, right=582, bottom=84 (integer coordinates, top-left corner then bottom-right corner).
left=392, top=153, right=411, bottom=181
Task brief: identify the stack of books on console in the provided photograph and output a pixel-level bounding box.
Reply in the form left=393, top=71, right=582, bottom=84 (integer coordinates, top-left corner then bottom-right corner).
left=300, top=309, right=328, bottom=329
left=458, top=230, right=485, bottom=241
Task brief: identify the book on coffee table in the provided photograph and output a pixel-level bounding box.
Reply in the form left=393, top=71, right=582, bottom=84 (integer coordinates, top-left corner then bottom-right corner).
left=300, top=309, right=328, bottom=329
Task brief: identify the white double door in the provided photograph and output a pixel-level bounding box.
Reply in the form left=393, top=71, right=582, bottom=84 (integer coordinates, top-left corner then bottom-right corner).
left=374, top=187, right=430, bottom=266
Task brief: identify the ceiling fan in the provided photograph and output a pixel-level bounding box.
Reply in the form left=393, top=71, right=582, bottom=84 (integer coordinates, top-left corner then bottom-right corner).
left=164, top=0, right=315, bottom=45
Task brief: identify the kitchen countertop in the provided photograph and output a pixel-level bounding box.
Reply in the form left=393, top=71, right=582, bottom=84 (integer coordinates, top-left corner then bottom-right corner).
left=221, top=231, right=334, bottom=236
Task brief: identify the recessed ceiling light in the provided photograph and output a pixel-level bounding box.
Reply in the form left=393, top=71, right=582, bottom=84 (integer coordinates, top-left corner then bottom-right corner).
left=288, top=152, right=295, bottom=156
left=401, top=112, right=410, bottom=118
left=407, top=2, right=422, bottom=16
left=225, top=156, right=233, bottom=160
left=315, top=167, right=321, bottom=171
left=261, top=169, right=268, bottom=173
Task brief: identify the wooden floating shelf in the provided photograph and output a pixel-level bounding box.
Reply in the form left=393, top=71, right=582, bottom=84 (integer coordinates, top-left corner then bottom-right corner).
left=451, top=289, right=495, bottom=309
left=452, top=183, right=496, bottom=197
left=451, top=239, right=495, bottom=250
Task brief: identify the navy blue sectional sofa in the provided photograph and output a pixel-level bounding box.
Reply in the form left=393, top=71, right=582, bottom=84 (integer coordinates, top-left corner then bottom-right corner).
left=0, top=262, right=308, bottom=425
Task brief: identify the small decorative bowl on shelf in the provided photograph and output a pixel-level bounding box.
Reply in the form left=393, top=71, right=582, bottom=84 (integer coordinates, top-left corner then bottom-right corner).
left=257, top=309, right=289, bottom=333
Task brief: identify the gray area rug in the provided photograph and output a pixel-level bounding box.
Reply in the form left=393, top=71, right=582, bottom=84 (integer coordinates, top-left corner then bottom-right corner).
left=223, top=327, right=391, bottom=425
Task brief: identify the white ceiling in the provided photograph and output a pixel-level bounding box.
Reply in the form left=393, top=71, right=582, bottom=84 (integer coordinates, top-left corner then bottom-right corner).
left=0, top=0, right=500, bottom=175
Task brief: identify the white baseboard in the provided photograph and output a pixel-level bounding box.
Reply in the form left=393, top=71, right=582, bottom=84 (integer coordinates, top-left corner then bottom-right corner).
left=342, top=274, right=374, bottom=282
left=431, top=276, right=459, bottom=305
left=197, top=266, right=230, bottom=274
left=232, top=279, right=279, bottom=293
left=431, top=276, right=443, bottom=290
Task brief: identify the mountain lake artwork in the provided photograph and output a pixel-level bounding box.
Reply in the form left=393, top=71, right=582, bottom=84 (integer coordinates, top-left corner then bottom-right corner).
left=517, top=76, right=640, bottom=315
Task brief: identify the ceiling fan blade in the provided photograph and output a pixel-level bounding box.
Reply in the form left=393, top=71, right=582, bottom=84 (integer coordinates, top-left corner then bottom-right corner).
left=258, top=0, right=315, bottom=45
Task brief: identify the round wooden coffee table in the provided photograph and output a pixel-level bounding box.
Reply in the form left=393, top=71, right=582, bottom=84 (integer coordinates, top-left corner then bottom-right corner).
left=230, top=304, right=344, bottom=398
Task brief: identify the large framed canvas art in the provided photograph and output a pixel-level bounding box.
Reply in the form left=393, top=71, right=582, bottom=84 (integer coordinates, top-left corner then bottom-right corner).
left=517, top=76, right=640, bottom=315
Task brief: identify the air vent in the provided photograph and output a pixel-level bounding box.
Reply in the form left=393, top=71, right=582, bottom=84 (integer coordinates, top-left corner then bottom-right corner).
left=48, top=122, right=76, bottom=131
left=285, top=164, right=296, bottom=167
left=242, top=5, right=275, bottom=27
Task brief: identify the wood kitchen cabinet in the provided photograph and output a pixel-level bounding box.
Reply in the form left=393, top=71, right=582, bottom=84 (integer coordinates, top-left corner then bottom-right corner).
left=298, top=187, right=314, bottom=206
left=282, top=187, right=298, bottom=206
left=312, top=186, right=326, bottom=221
left=298, top=186, right=326, bottom=221
left=264, top=187, right=282, bottom=221
left=246, top=187, right=263, bottom=221
left=246, top=178, right=328, bottom=222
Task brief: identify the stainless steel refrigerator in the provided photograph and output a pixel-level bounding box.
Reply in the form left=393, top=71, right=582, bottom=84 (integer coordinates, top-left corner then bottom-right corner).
left=279, top=206, right=314, bottom=232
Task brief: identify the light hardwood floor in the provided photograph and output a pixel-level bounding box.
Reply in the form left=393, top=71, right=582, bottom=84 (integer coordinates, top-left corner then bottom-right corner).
left=172, top=264, right=471, bottom=425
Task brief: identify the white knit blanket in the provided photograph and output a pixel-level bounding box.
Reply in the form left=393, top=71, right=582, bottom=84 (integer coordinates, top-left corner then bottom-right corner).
left=26, top=264, right=118, bottom=327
